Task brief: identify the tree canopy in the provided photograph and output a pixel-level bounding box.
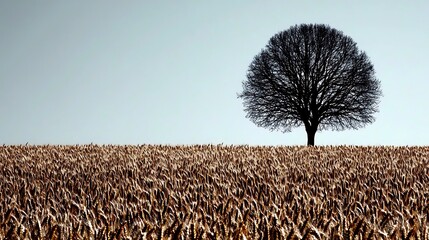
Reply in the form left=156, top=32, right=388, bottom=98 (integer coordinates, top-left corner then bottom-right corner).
left=238, top=24, right=382, bottom=145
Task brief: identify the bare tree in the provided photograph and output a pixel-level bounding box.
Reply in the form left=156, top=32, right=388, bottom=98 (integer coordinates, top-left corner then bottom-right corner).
left=238, top=24, right=382, bottom=146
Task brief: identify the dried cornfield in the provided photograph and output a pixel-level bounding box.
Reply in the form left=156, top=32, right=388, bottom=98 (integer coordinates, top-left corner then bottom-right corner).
left=1, top=144, right=429, bottom=239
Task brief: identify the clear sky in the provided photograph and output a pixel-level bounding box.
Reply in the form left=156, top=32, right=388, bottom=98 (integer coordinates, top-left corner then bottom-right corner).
left=1, top=1, right=428, bottom=146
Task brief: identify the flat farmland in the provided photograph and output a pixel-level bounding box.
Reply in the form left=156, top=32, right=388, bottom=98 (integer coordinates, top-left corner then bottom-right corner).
left=1, top=145, right=429, bottom=239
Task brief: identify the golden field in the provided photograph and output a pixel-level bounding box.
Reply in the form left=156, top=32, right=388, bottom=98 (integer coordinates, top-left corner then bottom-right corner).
left=0, top=144, right=428, bottom=239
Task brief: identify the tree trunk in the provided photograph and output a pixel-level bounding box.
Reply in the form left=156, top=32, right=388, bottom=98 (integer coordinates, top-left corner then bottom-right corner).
left=306, top=128, right=316, bottom=146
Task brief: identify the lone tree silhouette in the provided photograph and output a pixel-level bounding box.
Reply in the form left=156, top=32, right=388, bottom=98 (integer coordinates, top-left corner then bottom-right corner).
left=238, top=24, right=382, bottom=146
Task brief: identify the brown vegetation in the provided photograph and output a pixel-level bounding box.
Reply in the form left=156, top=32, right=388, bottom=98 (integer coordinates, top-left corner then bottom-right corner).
left=1, top=144, right=429, bottom=239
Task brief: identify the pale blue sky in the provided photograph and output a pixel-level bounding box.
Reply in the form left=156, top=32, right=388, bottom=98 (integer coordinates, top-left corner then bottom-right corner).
left=1, top=1, right=428, bottom=146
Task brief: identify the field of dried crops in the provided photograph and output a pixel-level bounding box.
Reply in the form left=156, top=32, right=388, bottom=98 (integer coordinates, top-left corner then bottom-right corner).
left=1, top=144, right=429, bottom=239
